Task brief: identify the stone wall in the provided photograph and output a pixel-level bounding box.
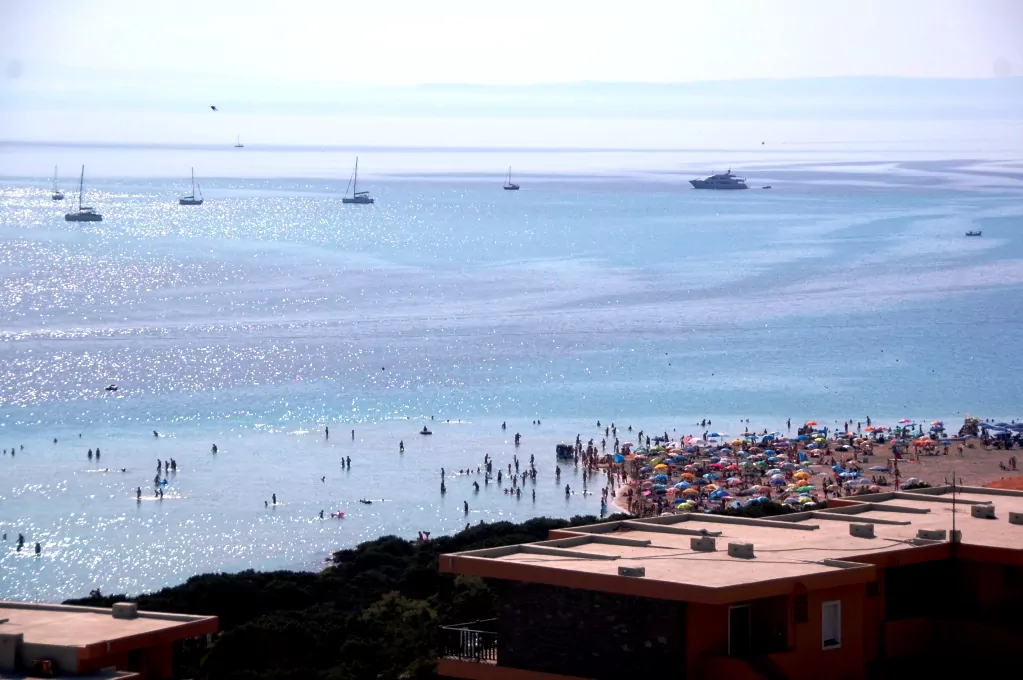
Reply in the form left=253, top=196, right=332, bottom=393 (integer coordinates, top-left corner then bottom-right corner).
left=497, top=583, right=685, bottom=679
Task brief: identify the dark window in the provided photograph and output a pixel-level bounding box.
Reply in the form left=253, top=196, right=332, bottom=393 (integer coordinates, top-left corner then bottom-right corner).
left=1004, top=566, right=1018, bottom=588
left=793, top=594, right=808, bottom=623
left=866, top=581, right=880, bottom=597
left=728, top=605, right=751, bottom=657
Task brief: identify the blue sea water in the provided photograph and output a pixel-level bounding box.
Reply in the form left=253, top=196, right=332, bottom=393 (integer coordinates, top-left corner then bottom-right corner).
left=1, top=144, right=1022, bottom=602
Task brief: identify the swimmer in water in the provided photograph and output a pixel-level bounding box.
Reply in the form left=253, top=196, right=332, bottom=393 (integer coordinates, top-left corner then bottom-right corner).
left=211, top=444, right=218, bottom=453
left=137, top=487, right=142, bottom=500
left=153, top=430, right=159, bottom=437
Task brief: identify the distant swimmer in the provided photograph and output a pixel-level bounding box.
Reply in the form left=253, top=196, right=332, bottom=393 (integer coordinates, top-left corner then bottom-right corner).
left=321, top=476, right=325, bottom=482
left=325, top=426, right=329, bottom=439
left=153, top=430, right=159, bottom=438
left=272, top=493, right=277, bottom=505
left=359, top=499, right=372, bottom=505
left=463, top=500, right=469, bottom=514
left=399, top=440, right=404, bottom=453
left=211, top=105, right=218, bottom=111
left=105, top=384, right=118, bottom=391
left=211, top=444, right=218, bottom=453
left=420, top=427, right=432, bottom=435
left=319, top=510, right=324, bottom=519
left=34, top=542, right=40, bottom=556
left=136, top=487, right=142, bottom=500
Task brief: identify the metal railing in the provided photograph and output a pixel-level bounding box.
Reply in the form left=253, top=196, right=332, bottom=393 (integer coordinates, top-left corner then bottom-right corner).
left=440, top=619, right=498, bottom=663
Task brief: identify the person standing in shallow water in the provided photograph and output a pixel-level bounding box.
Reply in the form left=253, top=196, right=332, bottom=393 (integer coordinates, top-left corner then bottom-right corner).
left=272, top=493, right=277, bottom=505
left=325, top=426, right=329, bottom=439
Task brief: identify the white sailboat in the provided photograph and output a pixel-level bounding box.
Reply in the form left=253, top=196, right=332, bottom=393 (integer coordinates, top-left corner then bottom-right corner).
left=179, top=167, right=204, bottom=205
left=65, top=165, right=103, bottom=222
left=234, top=134, right=244, bottom=148
left=503, top=165, right=519, bottom=191
left=51, top=165, right=65, bottom=200
left=342, top=157, right=374, bottom=204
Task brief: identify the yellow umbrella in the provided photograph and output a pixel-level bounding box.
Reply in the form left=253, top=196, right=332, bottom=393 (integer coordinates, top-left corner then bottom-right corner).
left=653, top=464, right=668, bottom=471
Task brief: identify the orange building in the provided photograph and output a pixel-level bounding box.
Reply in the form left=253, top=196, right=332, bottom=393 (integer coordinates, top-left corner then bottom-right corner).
left=0, top=601, right=217, bottom=679
left=437, top=485, right=1023, bottom=679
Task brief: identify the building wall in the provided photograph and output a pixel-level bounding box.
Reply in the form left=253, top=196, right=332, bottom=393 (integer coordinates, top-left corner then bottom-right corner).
left=497, top=582, right=686, bottom=680
left=687, top=583, right=869, bottom=680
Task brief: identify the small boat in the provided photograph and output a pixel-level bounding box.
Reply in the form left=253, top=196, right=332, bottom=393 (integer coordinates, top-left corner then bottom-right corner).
left=762, top=185, right=772, bottom=190
left=420, top=427, right=432, bottom=435
left=503, top=166, right=519, bottom=191
left=965, top=230, right=982, bottom=237
left=342, top=157, right=374, bottom=204
left=105, top=384, right=118, bottom=391
left=179, top=167, right=204, bottom=205
left=358, top=499, right=373, bottom=505
left=65, top=166, right=103, bottom=222
left=234, top=134, right=244, bottom=148
left=51, top=165, right=65, bottom=200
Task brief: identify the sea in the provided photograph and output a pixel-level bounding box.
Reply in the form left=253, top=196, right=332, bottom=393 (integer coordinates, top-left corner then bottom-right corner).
left=2, top=137, right=1023, bottom=602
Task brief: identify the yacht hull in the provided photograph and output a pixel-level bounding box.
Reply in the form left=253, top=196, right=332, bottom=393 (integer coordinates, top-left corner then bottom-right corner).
left=179, top=198, right=204, bottom=205
left=65, top=212, right=103, bottom=222
left=342, top=197, right=374, bottom=204
left=690, top=180, right=748, bottom=190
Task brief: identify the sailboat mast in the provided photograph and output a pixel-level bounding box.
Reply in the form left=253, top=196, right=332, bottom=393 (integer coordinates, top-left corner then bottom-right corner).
left=191, top=167, right=195, bottom=196
left=354, top=157, right=359, bottom=193
left=78, top=165, right=84, bottom=211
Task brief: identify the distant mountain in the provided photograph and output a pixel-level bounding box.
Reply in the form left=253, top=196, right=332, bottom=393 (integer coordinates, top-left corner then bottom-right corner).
left=3, top=68, right=1022, bottom=120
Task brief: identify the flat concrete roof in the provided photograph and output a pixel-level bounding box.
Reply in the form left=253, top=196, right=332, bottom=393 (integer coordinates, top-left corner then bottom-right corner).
left=439, top=486, right=1023, bottom=602
left=0, top=601, right=217, bottom=649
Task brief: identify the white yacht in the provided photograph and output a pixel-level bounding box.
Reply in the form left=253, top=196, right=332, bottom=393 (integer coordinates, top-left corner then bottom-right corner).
left=690, top=169, right=748, bottom=190
left=342, top=157, right=374, bottom=204
left=179, top=167, right=204, bottom=205
left=51, top=165, right=65, bottom=200
left=503, top=166, right=519, bottom=191
left=65, top=165, right=103, bottom=222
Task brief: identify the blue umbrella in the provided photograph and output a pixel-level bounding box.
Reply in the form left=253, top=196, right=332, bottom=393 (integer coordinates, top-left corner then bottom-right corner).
left=707, top=432, right=721, bottom=438
left=674, top=481, right=691, bottom=490
left=766, top=468, right=782, bottom=475
left=613, top=454, right=625, bottom=463
left=652, top=473, right=668, bottom=483
left=703, top=472, right=718, bottom=480
left=795, top=435, right=810, bottom=441
left=763, top=449, right=776, bottom=456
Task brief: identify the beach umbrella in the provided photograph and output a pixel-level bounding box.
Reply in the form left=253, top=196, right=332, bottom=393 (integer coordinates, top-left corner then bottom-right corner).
left=652, top=473, right=668, bottom=483
left=780, top=462, right=796, bottom=470
left=805, top=421, right=818, bottom=426
left=702, top=472, right=718, bottom=480
left=674, top=481, right=691, bottom=490
left=642, top=481, right=653, bottom=488
left=767, top=468, right=782, bottom=476
left=769, top=477, right=787, bottom=486
left=869, top=466, right=889, bottom=472
left=784, top=497, right=800, bottom=504
left=693, top=477, right=710, bottom=486
left=681, top=472, right=696, bottom=481
left=795, top=435, right=810, bottom=441
left=796, top=485, right=815, bottom=492
left=727, top=477, right=742, bottom=486
left=763, top=449, right=776, bottom=456
left=612, top=454, right=625, bottom=463
left=798, top=496, right=815, bottom=504
left=683, top=488, right=699, bottom=496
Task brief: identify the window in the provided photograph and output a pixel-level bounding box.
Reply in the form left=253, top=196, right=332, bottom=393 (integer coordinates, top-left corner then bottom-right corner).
left=822, top=601, right=841, bottom=650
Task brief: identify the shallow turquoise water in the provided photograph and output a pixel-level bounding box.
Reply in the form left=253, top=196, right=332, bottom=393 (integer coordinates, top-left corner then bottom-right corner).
left=1, top=149, right=1022, bottom=601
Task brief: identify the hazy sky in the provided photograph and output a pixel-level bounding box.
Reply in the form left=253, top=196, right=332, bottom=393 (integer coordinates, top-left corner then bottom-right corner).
left=2, top=0, right=1022, bottom=86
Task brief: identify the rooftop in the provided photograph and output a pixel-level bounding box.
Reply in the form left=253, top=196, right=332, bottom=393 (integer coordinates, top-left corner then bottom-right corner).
left=0, top=601, right=217, bottom=649
left=439, top=486, right=1023, bottom=604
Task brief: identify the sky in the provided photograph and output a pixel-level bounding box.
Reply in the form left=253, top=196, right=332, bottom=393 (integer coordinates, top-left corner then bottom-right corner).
left=1, top=0, right=1022, bottom=147
left=2, top=0, right=1022, bottom=87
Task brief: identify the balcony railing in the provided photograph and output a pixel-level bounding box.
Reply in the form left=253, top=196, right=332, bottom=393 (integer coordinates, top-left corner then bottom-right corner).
left=440, top=619, right=498, bottom=663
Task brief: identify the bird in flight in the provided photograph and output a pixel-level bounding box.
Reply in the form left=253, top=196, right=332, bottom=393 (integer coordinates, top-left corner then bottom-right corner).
left=210, top=106, right=218, bottom=112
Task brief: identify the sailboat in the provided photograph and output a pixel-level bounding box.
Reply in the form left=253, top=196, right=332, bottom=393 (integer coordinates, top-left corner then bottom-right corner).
left=179, top=167, right=204, bottom=205
left=342, top=157, right=374, bottom=204
left=64, top=165, right=103, bottom=222
left=503, top=166, right=519, bottom=191
left=51, top=165, right=65, bottom=200
left=234, top=134, right=244, bottom=148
